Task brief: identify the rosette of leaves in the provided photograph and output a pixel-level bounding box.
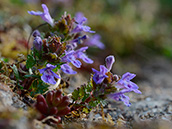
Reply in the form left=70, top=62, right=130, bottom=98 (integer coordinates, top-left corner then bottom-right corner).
left=35, top=90, right=70, bottom=125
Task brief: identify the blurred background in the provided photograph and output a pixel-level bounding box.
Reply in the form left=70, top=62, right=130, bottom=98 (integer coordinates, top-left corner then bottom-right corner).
left=1, top=0, right=172, bottom=89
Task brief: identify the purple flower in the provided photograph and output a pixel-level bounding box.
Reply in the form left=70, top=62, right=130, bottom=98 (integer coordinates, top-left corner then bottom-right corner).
left=108, top=90, right=131, bottom=106
left=66, top=35, right=87, bottom=51
left=33, top=36, right=43, bottom=51
left=85, top=34, right=105, bottom=49
left=74, top=47, right=93, bottom=64
left=60, top=64, right=77, bottom=74
left=61, top=47, right=93, bottom=74
left=92, top=65, right=108, bottom=84
left=71, top=12, right=95, bottom=33
left=66, top=43, right=77, bottom=51
left=105, top=55, right=115, bottom=71
left=61, top=47, right=93, bottom=68
left=109, top=72, right=141, bottom=106
left=61, top=50, right=82, bottom=68
left=70, top=35, right=87, bottom=44
left=75, top=12, right=87, bottom=25
left=32, top=30, right=41, bottom=37
left=116, top=72, right=142, bottom=94
left=28, top=4, right=54, bottom=27
left=92, top=55, right=115, bottom=84
left=38, top=64, right=60, bottom=85
left=72, top=24, right=95, bottom=34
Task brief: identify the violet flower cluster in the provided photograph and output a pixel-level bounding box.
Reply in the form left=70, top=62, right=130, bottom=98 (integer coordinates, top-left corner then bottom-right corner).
left=92, top=55, right=141, bottom=106
left=109, top=72, right=142, bottom=106
left=60, top=46, right=93, bottom=74
left=27, top=4, right=141, bottom=107
left=28, top=4, right=97, bottom=85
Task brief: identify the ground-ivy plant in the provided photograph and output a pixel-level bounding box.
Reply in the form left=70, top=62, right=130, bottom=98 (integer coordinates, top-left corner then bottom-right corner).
left=0, top=4, right=141, bottom=126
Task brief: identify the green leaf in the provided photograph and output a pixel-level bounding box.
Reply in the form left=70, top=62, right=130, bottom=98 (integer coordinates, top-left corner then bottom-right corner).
left=82, top=107, right=90, bottom=114
left=88, top=100, right=99, bottom=108
left=26, top=55, right=36, bottom=69
left=24, top=74, right=39, bottom=78
left=10, top=64, right=20, bottom=80
left=72, top=89, right=80, bottom=101
left=86, top=82, right=93, bottom=92
left=72, top=83, right=93, bottom=102
left=1, top=58, right=9, bottom=63
left=29, top=79, right=49, bottom=97
left=34, top=48, right=42, bottom=59
left=0, top=62, right=3, bottom=69
left=79, top=86, right=85, bottom=97
left=82, top=93, right=89, bottom=102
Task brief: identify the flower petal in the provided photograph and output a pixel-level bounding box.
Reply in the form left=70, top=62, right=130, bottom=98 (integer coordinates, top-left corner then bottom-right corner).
left=42, top=4, right=49, bottom=14
left=75, top=12, right=87, bottom=24
left=47, top=75, right=57, bottom=85
left=38, top=68, right=46, bottom=74
left=78, top=52, right=93, bottom=64
left=92, top=65, right=108, bottom=84
left=105, top=55, right=115, bottom=71
left=46, top=63, right=56, bottom=69
left=92, top=68, right=99, bottom=73
left=122, top=72, right=136, bottom=81
left=28, top=11, right=43, bottom=16
left=33, top=36, right=43, bottom=51
left=41, top=73, right=49, bottom=84
left=52, top=71, right=60, bottom=79
left=85, top=34, right=105, bottom=49
left=121, top=94, right=131, bottom=107
left=70, top=59, right=82, bottom=68
left=61, top=64, right=77, bottom=74
left=71, top=24, right=95, bottom=33
left=100, top=65, right=108, bottom=74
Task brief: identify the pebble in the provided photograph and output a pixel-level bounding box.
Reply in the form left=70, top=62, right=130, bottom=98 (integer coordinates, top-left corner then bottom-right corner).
left=94, top=114, right=101, bottom=120
left=148, top=112, right=154, bottom=117
left=145, top=97, right=151, bottom=101
left=167, top=105, right=172, bottom=113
